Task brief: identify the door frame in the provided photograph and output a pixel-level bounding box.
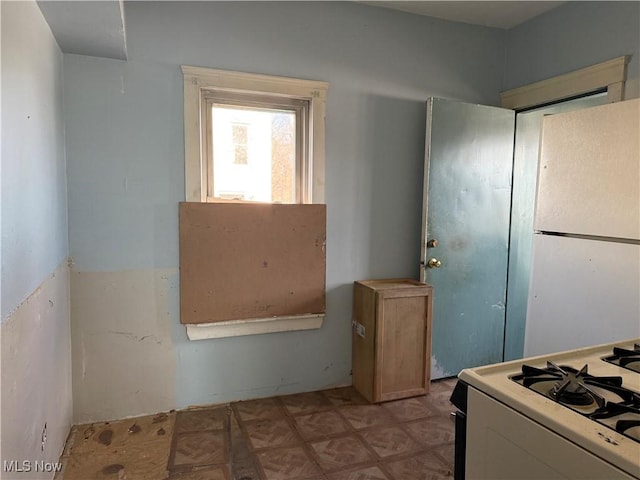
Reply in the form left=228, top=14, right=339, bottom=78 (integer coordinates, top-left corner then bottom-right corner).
left=500, top=55, right=629, bottom=110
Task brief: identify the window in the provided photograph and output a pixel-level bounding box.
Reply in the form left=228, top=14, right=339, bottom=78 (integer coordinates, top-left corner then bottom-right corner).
left=205, top=93, right=304, bottom=203
left=180, top=66, right=328, bottom=339
left=182, top=66, right=327, bottom=204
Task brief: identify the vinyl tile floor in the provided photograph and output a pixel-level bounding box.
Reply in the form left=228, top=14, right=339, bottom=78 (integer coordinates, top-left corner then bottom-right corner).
left=56, top=379, right=457, bottom=480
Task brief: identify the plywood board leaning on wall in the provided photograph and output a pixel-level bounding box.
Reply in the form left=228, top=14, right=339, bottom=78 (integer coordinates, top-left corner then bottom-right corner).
left=179, top=202, right=326, bottom=324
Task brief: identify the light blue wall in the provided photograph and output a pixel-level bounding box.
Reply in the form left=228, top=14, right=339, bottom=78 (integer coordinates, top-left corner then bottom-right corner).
left=64, top=1, right=506, bottom=411
left=64, top=58, right=182, bottom=272
left=1, top=0, right=68, bottom=319
left=503, top=1, right=640, bottom=90
left=66, top=1, right=506, bottom=273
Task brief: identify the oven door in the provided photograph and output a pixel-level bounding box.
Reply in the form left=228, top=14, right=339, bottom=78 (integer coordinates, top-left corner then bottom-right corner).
left=465, top=388, right=636, bottom=479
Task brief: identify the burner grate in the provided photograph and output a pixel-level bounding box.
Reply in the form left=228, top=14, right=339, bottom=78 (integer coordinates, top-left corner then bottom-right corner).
left=603, top=344, right=640, bottom=374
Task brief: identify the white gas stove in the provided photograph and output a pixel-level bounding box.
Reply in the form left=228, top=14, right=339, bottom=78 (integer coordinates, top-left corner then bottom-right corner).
left=451, top=338, right=640, bottom=480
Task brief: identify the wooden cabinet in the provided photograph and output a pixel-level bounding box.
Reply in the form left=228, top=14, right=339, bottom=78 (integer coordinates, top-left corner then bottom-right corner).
left=352, top=279, right=433, bottom=403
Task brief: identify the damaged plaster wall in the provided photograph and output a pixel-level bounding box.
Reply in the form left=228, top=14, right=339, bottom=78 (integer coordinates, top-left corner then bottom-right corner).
left=64, top=1, right=506, bottom=422
left=1, top=264, right=72, bottom=479
left=1, top=0, right=72, bottom=474
left=70, top=269, right=177, bottom=424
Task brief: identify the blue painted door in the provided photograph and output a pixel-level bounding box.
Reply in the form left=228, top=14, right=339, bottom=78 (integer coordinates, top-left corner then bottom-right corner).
left=420, top=98, right=515, bottom=379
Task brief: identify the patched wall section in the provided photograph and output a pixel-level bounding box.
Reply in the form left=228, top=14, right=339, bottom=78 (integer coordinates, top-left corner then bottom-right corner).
left=70, top=269, right=177, bottom=424
left=1, top=264, right=72, bottom=479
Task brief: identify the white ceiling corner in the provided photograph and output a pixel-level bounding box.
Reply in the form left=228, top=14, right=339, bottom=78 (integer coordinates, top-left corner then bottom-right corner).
left=37, top=0, right=128, bottom=60
left=360, top=1, right=567, bottom=29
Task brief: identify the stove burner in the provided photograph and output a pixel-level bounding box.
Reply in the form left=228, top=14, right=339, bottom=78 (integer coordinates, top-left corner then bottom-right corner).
left=548, top=363, right=605, bottom=407
left=603, top=344, right=640, bottom=373
left=511, top=361, right=640, bottom=443
left=516, top=362, right=627, bottom=413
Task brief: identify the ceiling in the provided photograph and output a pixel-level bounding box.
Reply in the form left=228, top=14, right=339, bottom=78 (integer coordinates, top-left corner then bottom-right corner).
left=364, top=1, right=566, bottom=29
left=37, top=1, right=566, bottom=61
left=37, top=0, right=127, bottom=60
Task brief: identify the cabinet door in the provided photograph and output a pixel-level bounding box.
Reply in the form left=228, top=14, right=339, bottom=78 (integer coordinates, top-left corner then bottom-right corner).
left=376, top=289, right=431, bottom=402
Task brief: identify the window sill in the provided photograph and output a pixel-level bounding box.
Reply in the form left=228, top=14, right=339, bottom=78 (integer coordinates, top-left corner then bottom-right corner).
left=185, top=313, right=324, bottom=340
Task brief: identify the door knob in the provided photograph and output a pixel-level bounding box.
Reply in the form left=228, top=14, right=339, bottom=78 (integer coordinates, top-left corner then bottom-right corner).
left=427, top=258, right=442, bottom=268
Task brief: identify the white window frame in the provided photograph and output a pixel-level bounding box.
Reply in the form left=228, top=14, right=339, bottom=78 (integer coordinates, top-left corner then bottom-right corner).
left=182, top=65, right=327, bottom=204
left=181, top=66, right=328, bottom=340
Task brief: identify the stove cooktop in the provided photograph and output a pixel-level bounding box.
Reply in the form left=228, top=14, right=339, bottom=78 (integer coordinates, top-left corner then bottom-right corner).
left=510, top=361, right=640, bottom=443
left=457, top=338, right=640, bottom=478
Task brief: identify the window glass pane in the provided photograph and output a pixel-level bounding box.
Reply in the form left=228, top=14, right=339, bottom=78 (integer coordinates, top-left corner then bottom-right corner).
left=232, top=124, right=248, bottom=165
left=212, top=105, right=296, bottom=203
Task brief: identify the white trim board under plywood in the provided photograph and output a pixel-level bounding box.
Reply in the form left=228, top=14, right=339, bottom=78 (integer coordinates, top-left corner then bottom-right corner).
left=186, top=314, right=325, bottom=340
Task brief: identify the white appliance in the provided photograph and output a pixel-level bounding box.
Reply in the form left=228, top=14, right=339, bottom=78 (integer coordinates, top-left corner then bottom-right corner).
left=525, top=98, right=640, bottom=357
left=451, top=338, right=640, bottom=480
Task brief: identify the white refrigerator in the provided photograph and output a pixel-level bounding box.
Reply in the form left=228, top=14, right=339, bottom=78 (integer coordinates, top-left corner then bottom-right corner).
left=524, top=98, right=640, bottom=356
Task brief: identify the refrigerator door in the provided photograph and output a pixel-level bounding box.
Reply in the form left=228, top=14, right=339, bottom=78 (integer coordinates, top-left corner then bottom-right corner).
left=534, top=99, right=640, bottom=240
left=524, top=234, right=640, bottom=357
